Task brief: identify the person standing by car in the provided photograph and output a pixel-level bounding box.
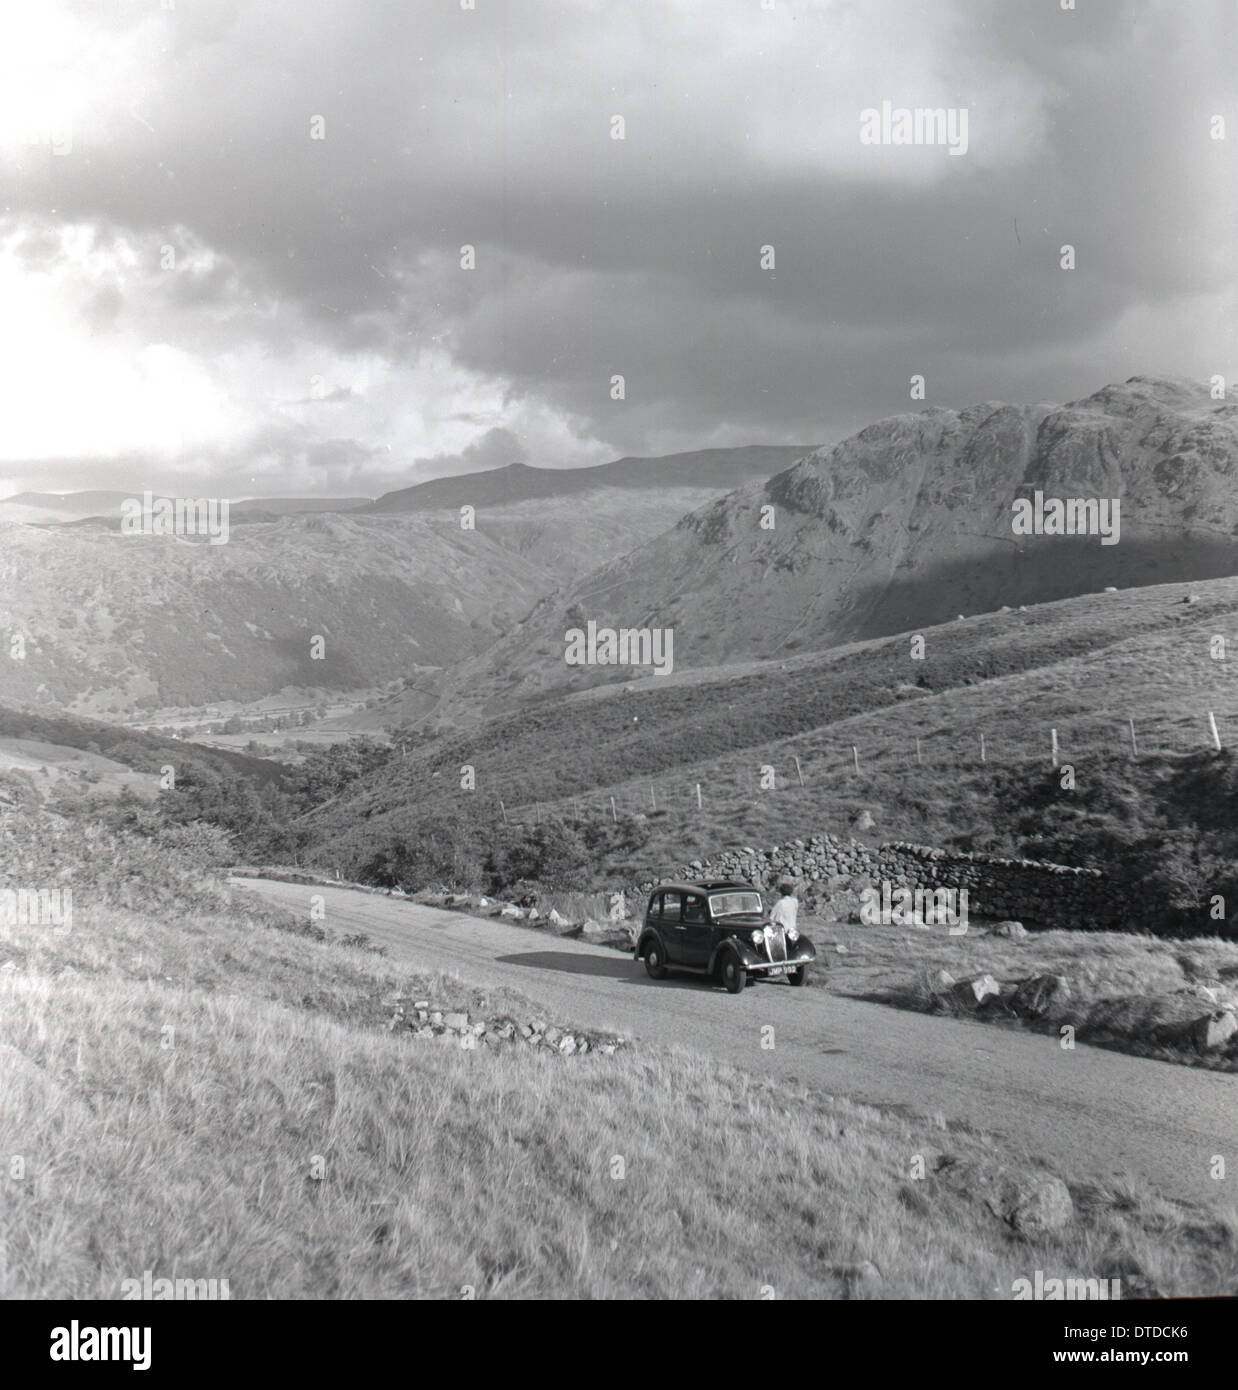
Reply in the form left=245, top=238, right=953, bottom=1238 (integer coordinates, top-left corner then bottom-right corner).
left=769, top=880, right=799, bottom=934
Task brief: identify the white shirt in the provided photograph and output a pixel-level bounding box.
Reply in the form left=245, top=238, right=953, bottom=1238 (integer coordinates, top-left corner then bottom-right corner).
left=769, top=896, right=798, bottom=931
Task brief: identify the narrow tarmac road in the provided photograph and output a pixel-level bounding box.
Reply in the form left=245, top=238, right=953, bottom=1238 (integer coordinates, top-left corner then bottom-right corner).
left=232, top=877, right=1238, bottom=1212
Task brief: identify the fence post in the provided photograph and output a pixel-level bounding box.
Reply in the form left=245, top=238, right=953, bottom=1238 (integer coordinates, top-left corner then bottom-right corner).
left=1128, top=718, right=1137, bottom=757
left=979, top=733, right=986, bottom=763
left=696, top=783, right=703, bottom=810
left=793, top=755, right=805, bottom=788
left=852, top=746, right=860, bottom=775
left=915, top=736, right=922, bottom=766
left=610, top=795, right=617, bottom=822
left=500, top=799, right=508, bottom=825
left=1050, top=728, right=1059, bottom=768
left=1209, top=711, right=1223, bottom=751
left=650, top=783, right=656, bottom=810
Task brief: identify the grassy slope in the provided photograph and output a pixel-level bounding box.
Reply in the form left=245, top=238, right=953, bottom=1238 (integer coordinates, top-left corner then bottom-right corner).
left=3, top=807, right=1236, bottom=1298
left=307, top=574, right=1238, bottom=879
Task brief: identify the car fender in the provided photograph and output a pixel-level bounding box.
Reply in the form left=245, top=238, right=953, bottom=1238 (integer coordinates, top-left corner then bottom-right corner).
left=709, top=939, right=762, bottom=974
left=635, top=928, right=663, bottom=961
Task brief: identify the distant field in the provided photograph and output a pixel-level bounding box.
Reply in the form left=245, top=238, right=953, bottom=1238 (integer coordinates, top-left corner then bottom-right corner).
left=0, top=736, right=158, bottom=802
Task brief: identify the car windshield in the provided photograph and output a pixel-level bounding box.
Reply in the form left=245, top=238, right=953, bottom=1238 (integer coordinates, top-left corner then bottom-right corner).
left=708, top=892, right=764, bottom=918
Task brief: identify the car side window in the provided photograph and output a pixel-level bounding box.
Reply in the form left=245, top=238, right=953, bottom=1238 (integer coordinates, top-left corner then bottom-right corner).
left=661, top=891, right=682, bottom=924
left=647, top=894, right=662, bottom=920
left=682, top=894, right=706, bottom=924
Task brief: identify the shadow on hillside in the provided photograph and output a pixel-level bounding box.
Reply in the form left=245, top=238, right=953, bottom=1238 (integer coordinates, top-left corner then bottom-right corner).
left=846, top=531, right=1238, bottom=642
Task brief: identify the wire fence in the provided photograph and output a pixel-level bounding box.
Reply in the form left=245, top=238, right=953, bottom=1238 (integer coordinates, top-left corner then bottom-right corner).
left=498, top=708, right=1238, bottom=827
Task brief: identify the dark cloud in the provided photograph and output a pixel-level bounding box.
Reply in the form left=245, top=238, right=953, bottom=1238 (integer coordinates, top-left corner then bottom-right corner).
left=2, top=0, right=1235, bottom=493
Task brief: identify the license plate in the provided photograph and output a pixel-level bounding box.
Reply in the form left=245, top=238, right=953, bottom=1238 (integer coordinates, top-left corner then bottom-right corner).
left=767, top=966, right=788, bottom=977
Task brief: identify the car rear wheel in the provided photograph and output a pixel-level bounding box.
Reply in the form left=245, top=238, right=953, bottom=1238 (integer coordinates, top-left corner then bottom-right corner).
left=721, top=954, right=746, bottom=994
left=644, top=940, right=667, bottom=980
left=787, top=965, right=807, bottom=986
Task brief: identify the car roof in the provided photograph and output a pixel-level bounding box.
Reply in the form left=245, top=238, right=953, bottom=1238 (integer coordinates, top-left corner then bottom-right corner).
left=651, top=880, right=759, bottom=895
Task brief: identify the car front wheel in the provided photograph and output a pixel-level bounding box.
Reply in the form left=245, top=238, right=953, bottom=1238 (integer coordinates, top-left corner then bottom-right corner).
left=787, top=965, right=807, bottom=986
left=721, top=954, right=746, bottom=994
left=644, top=940, right=667, bottom=980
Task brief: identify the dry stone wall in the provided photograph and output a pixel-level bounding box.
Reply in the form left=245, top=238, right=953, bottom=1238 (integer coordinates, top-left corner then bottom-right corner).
left=636, top=833, right=1139, bottom=931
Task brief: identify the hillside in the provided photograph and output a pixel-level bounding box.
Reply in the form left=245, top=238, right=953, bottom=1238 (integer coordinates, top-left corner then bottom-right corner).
left=298, top=573, right=1238, bottom=903
left=362, top=447, right=813, bottom=512
left=0, top=514, right=553, bottom=718
left=416, top=377, right=1238, bottom=722
left=358, top=446, right=814, bottom=584
left=0, top=448, right=810, bottom=719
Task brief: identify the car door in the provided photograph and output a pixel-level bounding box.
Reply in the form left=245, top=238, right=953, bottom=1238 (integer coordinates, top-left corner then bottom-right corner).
left=680, top=892, right=713, bottom=966
left=658, top=890, right=684, bottom=962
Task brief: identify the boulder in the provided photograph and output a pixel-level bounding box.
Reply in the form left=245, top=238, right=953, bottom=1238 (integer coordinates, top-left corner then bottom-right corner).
left=443, top=1012, right=469, bottom=1031
left=1192, top=1011, right=1238, bottom=1052
left=953, top=974, right=1001, bottom=1007
left=835, top=1261, right=883, bottom=1298
left=934, top=1158, right=1074, bottom=1233
left=1011, top=974, right=1070, bottom=1019
left=991, top=920, right=1028, bottom=940
left=1007, top=1175, right=1075, bottom=1234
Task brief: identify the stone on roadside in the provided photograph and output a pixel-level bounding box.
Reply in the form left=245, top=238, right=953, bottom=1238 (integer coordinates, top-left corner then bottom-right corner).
left=991, top=920, right=1028, bottom=940
left=443, top=1012, right=468, bottom=1031
left=836, top=1261, right=883, bottom=1299
left=1192, top=1010, right=1238, bottom=1051
left=1011, top=974, right=1070, bottom=1019
left=954, top=974, right=1001, bottom=1007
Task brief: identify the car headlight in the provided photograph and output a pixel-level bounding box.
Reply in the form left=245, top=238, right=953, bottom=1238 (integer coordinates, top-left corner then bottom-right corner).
left=751, top=930, right=764, bottom=947
left=786, top=925, right=799, bottom=942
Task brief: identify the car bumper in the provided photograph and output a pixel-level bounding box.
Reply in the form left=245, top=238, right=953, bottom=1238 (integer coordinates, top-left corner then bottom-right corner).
left=738, top=941, right=816, bottom=971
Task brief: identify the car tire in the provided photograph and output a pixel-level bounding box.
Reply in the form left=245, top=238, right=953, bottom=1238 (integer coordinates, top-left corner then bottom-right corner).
left=721, top=953, right=746, bottom=994
left=644, top=939, right=667, bottom=980
left=787, top=965, right=807, bottom=986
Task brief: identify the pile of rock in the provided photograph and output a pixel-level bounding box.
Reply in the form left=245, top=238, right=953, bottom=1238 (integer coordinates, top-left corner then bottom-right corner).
left=385, top=995, right=627, bottom=1056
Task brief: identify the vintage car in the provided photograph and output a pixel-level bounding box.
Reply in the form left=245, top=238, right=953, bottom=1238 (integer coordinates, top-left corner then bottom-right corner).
left=635, top=879, right=816, bottom=993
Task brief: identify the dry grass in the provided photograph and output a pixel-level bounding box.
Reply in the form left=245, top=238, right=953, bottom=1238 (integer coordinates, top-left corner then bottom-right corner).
left=810, top=916, right=1238, bottom=1069
left=3, top=807, right=1237, bottom=1299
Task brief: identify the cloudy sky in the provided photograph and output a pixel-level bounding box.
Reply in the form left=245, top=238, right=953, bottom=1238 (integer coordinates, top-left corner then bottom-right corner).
left=1, top=0, right=1234, bottom=499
